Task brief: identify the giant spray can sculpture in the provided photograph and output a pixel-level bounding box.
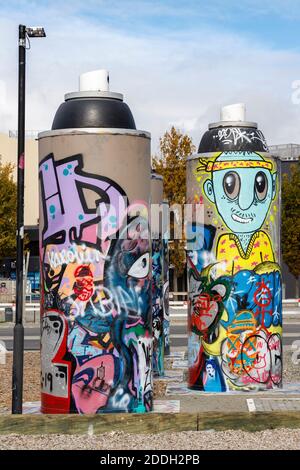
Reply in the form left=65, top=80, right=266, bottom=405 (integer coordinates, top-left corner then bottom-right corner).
left=39, top=70, right=153, bottom=413
left=186, top=103, right=282, bottom=391
left=151, top=172, right=164, bottom=375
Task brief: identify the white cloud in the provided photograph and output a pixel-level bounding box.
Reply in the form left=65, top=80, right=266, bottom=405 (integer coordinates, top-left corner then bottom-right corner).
left=1, top=1, right=300, bottom=155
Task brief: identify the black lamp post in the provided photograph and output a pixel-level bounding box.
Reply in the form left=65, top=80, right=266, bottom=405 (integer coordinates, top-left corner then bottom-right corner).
left=12, top=24, right=46, bottom=414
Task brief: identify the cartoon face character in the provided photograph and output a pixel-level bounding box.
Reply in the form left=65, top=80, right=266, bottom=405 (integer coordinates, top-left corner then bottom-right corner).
left=203, top=152, right=277, bottom=234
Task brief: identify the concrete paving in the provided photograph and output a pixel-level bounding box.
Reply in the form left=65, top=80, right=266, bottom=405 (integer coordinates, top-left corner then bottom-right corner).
left=157, top=347, right=300, bottom=414
left=164, top=389, right=300, bottom=413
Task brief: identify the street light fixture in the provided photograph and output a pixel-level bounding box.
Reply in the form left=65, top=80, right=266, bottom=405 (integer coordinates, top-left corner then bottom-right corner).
left=12, top=24, right=46, bottom=415
left=26, top=27, right=46, bottom=38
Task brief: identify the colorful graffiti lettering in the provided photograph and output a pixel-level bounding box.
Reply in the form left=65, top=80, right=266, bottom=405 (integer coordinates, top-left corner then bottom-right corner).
left=40, top=154, right=152, bottom=413
left=188, top=258, right=282, bottom=390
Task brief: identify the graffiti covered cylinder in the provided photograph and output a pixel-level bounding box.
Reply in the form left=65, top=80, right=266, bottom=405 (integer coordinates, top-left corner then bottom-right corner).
left=151, top=172, right=164, bottom=376
left=39, top=70, right=153, bottom=413
left=162, top=200, right=170, bottom=356
left=186, top=104, right=282, bottom=392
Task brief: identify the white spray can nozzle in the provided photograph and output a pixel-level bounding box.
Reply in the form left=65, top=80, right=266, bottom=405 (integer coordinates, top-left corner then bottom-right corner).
left=221, top=103, right=246, bottom=122
left=79, top=69, right=109, bottom=92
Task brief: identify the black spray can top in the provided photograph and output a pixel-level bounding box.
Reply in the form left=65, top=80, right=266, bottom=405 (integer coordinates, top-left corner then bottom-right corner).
left=198, top=103, right=269, bottom=153
left=52, top=69, right=136, bottom=130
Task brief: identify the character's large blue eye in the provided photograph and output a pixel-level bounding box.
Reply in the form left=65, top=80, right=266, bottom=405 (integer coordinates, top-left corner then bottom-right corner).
left=255, top=172, right=268, bottom=200
left=223, top=172, right=240, bottom=199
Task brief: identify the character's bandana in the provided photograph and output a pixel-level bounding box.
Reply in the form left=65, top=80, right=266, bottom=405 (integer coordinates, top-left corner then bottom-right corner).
left=197, top=158, right=273, bottom=173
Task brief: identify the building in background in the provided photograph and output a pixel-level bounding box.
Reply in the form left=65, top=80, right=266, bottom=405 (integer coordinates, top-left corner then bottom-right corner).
left=0, top=131, right=39, bottom=294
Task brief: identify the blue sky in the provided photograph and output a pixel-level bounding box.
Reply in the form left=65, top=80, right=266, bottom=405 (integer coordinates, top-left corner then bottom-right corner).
left=75, top=0, right=300, bottom=50
left=1, top=0, right=300, bottom=152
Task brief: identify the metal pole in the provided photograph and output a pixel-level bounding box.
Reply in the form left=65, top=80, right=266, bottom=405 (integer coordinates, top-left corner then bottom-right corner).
left=12, top=24, right=26, bottom=414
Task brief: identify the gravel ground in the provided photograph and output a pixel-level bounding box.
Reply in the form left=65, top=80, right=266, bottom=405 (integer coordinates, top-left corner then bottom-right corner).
left=0, top=350, right=299, bottom=450
left=283, top=349, right=300, bottom=383
left=153, top=380, right=167, bottom=398
left=0, top=428, right=299, bottom=450
left=0, top=352, right=40, bottom=412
